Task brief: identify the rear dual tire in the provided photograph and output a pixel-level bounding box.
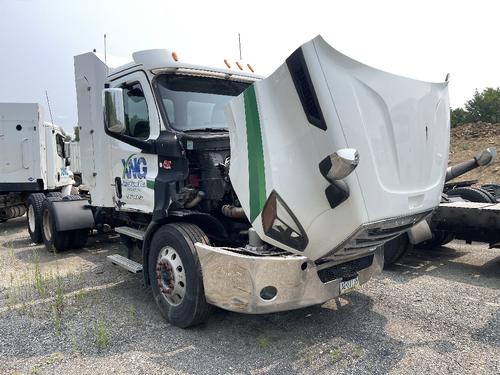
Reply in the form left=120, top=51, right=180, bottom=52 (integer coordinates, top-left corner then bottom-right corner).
left=41, top=197, right=89, bottom=252
left=27, top=193, right=46, bottom=243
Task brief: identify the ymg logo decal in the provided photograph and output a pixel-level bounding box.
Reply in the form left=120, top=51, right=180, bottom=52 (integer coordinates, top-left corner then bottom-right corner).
left=122, top=155, right=147, bottom=179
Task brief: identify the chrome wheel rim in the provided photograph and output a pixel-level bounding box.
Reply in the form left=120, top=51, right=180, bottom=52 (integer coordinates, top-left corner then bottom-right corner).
left=42, top=209, right=52, bottom=242
left=28, top=204, right=35, bottom=232
left=156, top=246, right=186, bottom=306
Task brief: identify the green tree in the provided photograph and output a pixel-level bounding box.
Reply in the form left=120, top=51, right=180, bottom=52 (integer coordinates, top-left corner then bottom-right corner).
left=450, top=107, right=470, bottom=127
left=73, top=125, right=80, bottom=142
left=464, top=87, right=500, bottom=123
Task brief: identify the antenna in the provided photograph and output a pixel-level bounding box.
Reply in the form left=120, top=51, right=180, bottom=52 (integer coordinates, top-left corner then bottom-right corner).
left=45, top=90, right=54, bottom=124
left=104, top=34, right=107, bottom=65
left=238, top=33, right=242, bottom=60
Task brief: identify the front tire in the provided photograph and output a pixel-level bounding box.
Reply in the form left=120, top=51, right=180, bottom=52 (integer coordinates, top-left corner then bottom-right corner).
left=26, top=193, right=46, bottom=243
left=149, top=223, right=212, bottom=328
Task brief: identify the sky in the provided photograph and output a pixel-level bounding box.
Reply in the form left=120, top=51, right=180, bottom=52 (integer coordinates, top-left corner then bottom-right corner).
left=1, top=0, right=499, bottom=133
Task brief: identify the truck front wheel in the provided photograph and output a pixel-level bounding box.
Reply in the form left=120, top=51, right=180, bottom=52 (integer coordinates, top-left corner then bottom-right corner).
left=148, top=223, right=212, bottom=328
left=26, top=193, right=46, bottom=243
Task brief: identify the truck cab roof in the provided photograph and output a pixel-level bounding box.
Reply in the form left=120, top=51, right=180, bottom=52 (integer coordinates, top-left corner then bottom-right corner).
left=108, top=49, right=263, bottom=83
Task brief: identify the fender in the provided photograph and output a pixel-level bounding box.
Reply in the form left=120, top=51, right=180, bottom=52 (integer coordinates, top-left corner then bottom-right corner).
left=50, top=199, right=94, bottom=231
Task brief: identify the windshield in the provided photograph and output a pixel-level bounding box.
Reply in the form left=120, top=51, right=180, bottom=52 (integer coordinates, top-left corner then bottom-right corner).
left=155, top=74, right=250, bottom=132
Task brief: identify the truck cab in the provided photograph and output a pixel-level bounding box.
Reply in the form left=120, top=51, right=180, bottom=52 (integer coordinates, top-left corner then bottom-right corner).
left=0, top=103, right=74, bottom=225
left=42, top=36, right=450, bottom=327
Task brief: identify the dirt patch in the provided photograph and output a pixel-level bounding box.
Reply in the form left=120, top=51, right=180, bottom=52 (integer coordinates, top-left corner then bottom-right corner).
left=449, top=122, right=500, bottom=183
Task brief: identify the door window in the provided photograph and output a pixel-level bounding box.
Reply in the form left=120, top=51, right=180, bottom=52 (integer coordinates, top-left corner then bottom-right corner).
left=122, top=82, right=150, bottom=139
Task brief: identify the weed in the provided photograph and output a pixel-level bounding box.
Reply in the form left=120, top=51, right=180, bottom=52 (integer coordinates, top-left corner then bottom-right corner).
left=75, top=288, right=87, bottom=302
left=52, top=306, right=61, bottom=335
left=54, top=276, right=64, bottom=314
left=258, top=335, right=269, bottom=349
left=329, top=346, right=342, bottom=363
left=353, top=346, right=364, bottom=358
left=68, top=322, right=78, bottom=353
left=129, top=306, right=137, bottom=322
left=46, top=351, right=63, bottom=364
left=7, top=241, right=15, bottom=260
left=33, top=251, right=46, bottom=298
left=94, top=318, right=110, bottom=350
left=31, top=365, right=41, bottom=374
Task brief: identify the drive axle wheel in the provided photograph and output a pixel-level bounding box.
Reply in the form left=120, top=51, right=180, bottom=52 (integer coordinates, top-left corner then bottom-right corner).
left=41, top=198, right=70, bottom=252
left=149, top=223, right=212, bottom=328
left=26, top=193, right=46, bottom=243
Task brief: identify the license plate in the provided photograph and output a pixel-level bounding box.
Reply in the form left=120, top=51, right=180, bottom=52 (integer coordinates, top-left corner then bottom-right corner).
left=339, top=276, right=359, bottom=294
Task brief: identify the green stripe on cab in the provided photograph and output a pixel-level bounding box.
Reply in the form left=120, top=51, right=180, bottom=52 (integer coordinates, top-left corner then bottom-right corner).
left=244, top=85, right=267, bottom=222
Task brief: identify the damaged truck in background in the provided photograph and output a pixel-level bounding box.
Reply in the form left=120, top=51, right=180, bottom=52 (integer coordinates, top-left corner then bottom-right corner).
left=38, top=35, right=450, bottom=327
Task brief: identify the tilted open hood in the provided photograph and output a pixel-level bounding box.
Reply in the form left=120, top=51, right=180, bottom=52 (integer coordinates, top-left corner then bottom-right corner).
left=226, top=35, right=450, bottom=261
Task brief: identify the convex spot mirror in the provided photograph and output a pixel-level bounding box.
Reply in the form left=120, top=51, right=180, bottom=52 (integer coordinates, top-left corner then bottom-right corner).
left=319, top=148, right=360, bottom=182
left=103, top=88, right=126, bottom=134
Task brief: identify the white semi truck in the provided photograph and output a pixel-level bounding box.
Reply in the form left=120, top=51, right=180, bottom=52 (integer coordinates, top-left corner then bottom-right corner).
left=0, top=103, right=75, bottom=241
left=39, top=35, right=450, bottom=327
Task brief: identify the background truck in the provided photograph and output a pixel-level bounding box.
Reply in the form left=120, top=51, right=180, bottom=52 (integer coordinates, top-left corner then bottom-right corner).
left=39, top=35, right=450, bottom=327
left=0, top=103, right=74, bottom=241
left=383, top=147, right=499, bottom=266
left=69, top=141, right=82, bottom=186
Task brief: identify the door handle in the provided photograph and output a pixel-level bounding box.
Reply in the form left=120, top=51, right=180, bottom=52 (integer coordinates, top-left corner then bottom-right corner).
left=115, top=177, right=122, bottom=198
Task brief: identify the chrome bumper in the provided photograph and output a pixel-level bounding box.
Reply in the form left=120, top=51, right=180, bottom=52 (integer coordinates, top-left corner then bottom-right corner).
left=195, top=244, right=384, bottom=314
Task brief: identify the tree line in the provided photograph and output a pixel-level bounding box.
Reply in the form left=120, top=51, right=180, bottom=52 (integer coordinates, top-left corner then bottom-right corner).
left=451, top=87, right=500, bottom=127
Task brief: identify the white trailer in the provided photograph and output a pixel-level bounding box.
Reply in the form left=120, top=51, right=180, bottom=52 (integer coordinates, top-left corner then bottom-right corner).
left=0, top=103, right=74, bottom=240
left=40, top=35, right=450, bottom=327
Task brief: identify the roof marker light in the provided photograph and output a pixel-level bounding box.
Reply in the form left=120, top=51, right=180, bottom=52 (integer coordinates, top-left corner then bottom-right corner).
left=224, top=59, right=231, bottom=69
left=171, top=52, right=179, bottom=61
left=247, top=63, right=255, bottom=73
left=235, top=61, right=243, bottom=71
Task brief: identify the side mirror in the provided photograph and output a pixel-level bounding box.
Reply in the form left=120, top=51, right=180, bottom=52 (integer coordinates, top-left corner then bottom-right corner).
left=475, top=147, right=497, bottom=166
left=103, top=88, right=126, bottom=134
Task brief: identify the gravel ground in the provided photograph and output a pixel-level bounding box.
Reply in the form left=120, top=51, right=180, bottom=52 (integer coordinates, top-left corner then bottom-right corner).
left=0, top=216, right=498, bottom=375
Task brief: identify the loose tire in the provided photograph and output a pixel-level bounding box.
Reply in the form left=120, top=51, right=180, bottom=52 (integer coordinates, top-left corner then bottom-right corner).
left=26, top=193, right=46, bottom=243
left=41, top=198, right=71, bottom=252
left=46, top=192, right=63, bottom=199
left=383, top=233, right=413, bottom=267
left=149, top=223, right=212, bottom=328
left=447, top=187, right=496, bottom=203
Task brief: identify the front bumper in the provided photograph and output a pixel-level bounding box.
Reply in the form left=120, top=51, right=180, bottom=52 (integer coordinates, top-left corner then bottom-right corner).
left=195, top=244, right=384, bottom=314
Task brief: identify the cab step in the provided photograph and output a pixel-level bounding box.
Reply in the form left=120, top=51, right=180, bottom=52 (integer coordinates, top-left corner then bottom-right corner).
left=115, top=226, right=145, bottom=240
left=107, top=254, right=143, bottom=273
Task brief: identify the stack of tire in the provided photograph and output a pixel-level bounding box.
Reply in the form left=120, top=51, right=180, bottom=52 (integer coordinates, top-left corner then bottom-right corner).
left=26, top=193, right=89, bottom=252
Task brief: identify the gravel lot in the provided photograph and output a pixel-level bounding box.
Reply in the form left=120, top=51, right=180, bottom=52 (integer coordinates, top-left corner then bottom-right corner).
left=0, top=216, right=498, bottom=375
